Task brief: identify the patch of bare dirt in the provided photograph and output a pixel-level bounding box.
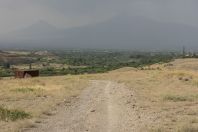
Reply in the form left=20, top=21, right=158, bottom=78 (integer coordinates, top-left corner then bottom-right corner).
left=22, top=80, right=153, bottom=132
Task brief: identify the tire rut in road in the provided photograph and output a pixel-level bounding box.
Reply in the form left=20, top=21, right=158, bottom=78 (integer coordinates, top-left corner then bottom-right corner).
left=23, top=80, right=141, bottom=132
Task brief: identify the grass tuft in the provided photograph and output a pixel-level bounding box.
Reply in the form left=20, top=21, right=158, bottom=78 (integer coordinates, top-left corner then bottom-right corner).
left=11, top=88, right=35, bottom=93
left=190, top=118, right=198, bottom=124
left=163, top=94, right=198, bottom=102
left=163, top=95, right=189, bottom=102
left=0, top=107, right=31, bottom=121
left=179, top=125, right=198, bottom=132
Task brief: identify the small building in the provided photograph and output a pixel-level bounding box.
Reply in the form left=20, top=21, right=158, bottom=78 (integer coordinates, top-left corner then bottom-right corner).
left=14, top=69, right=39, bottom=78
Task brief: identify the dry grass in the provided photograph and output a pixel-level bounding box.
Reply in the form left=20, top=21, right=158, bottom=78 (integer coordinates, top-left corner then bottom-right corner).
left=97, top=58, right=198, bottom=131
left=0, top=75, right=89, bottom=132
left=166, top=58, right=198, bottom=71
left=1, top=58, right=198, bottom=131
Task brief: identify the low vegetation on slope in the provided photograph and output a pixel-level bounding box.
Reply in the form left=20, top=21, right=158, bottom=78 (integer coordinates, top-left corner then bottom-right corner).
left=0, top=50, right=175, bottom=77
left=97, top=59, right=198, bottom=131
left=0, top=75, right=89, bottom=132
left=0, top=107, right=30, bottom=121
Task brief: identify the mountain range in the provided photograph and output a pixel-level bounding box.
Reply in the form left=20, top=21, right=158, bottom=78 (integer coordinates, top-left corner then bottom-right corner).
left=1, top=15, right=198, bottom=50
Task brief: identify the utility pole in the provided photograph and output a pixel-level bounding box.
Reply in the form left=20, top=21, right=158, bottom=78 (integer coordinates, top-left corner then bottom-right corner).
left=29, top=63, right=32, bottom=69
left=182, top=46, right=186, bottom=57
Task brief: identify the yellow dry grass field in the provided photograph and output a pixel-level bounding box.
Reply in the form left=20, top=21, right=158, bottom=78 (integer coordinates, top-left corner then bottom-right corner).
left=166, top=58, right=198, bottom=71
left=0, top=58, right=198, bottom=132
left=76, top=59, right=198, bottom=131
left=0, top=75, right=89, bottom=132
left=100, top=58, right=198, bottom=131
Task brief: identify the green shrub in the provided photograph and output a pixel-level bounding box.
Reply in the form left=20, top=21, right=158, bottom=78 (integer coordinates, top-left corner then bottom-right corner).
left=0, top=69, right=13, bottom=77
left=0, top=107, right=31, bottom=121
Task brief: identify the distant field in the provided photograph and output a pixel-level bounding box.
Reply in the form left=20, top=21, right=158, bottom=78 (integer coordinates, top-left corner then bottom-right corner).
left=0, top=50, right=175, bottom=77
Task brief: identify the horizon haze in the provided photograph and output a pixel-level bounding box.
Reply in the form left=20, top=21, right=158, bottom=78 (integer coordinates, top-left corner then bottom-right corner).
left=1, top=0, right=198, bottom=51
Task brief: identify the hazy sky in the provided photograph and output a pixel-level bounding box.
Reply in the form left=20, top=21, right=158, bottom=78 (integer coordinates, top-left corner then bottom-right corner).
left=1, top=0, right=198, bottom=50
left=1, top=0, right=198, bottom=34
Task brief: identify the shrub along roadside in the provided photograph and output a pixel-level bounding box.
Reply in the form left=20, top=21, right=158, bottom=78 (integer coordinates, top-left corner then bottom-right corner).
left=0, top=107, right=31, bottom=121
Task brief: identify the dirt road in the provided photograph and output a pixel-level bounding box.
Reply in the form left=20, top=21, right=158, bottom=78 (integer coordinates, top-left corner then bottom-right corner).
left=24, top=80, right=150, bottom=132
